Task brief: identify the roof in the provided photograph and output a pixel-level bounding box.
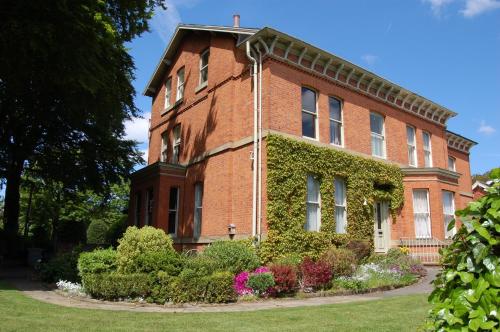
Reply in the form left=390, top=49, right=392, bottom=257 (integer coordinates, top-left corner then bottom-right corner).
left=144, top=23, right=460, bottom=127
left=472, top=181, right=489, bottom=191
left=446, top=130, right=477, bottom=154
left=143, top=24, right=258, bottom=96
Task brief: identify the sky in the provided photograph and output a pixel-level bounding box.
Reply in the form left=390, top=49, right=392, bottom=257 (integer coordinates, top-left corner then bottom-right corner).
left=126, top=0, right=500, bottom=175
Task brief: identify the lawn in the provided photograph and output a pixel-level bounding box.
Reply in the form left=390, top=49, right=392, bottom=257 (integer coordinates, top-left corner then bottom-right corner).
left=0, top=282, right=430, bottom=332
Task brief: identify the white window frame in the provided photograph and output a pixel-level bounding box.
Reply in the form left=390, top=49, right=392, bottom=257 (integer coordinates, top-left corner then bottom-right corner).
left=412, top=189, right=431, bottom=239
left=370, top=112, right=386, bottom=159
left=176, top=67, right=185, bottom=102
left=442, top=191, right=456, bottom=239
left=199, top=49, right=209, bottom=87
left=164, top=77, right=172, bottom=109
left=448, top=156, right=456, bottom=172
left=160, top=131, right=168, bottom=162
left=423, top=131, right=433, bottom=167
left=406, top=125, right=417, bottom=167
left=334, top=177, right=347, bottom=234
left=301, top=87, right=318, bottom=140
left=305, top=175, right=321, bottom=231
left=168, top=187, right=179, bottom=236
left=329, top=96, right=343, bottom=147
left=172, top=125, right=181, bottom=164
left=193, top=182, right=203, bottom=238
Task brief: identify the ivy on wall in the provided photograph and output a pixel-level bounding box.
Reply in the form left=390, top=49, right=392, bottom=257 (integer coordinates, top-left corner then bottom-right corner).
left=259, top=134, right=404, bottom=263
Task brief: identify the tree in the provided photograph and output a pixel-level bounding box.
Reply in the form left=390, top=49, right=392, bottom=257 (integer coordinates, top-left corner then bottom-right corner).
left=0, top=0, right=165, bottom=251
left=472, top=167, right=500, bottom=184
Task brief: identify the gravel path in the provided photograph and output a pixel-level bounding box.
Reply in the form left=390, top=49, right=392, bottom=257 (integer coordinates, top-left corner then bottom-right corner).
left=1, top=267, right=439, bottom=313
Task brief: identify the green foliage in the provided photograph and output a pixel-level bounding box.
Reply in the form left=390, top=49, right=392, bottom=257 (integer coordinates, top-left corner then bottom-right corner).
left=367, top=248, right=422, bottom=274
left=105, top=216, right=128, bottom=247
left=77, top=248, right=117, bottom=276
left=40, top=247, right=83, bottom=283
left=134, top=251, right=183, bottom=275
left=116, top=226, right=175, bottom=273
left=332, top=278, right=368, bottom=292
left=148, top=271, right=174, bottom=304
left=271, top=252, right=304, bottom=267
left=202, top=240, right=260, bottom=274
left=247, top=272, right=275, bottom=296
left=260, top=134, right=404, bottom=262
left=82, top=272, right=151, bottom=300
left=86, top=220, right=108, bottom=245
left=345, top=239, right=373, bottom=263
left=427, top=170, right=500, bottom=331
left=169, top=270, right=237, bottom=304
left=183, top=254, right=220, bottom=276
left=321, top=247, right=357, bottom=277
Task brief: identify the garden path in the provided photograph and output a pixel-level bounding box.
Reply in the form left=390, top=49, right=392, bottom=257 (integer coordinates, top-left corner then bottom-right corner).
left=0, top=267, right=439, bottom=313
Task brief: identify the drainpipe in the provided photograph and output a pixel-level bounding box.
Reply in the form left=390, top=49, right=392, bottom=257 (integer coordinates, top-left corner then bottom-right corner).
left=256, top=46, right=263, bottom=242
left=246, top=41, right=258, bottom=239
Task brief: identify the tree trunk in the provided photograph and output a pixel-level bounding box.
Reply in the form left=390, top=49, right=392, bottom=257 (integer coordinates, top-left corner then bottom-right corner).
left=3, top=159, right=24, bottom=254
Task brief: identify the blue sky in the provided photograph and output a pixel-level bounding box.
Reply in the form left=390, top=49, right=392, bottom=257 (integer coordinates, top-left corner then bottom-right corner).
left=125, top=0, right=499, bottom=175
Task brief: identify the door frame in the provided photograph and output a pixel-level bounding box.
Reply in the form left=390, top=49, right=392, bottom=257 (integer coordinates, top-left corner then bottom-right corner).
left=374, top=201, right=391, bottom=253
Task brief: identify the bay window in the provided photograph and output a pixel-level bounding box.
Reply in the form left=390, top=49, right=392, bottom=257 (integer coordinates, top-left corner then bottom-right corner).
left=442, top=191, right=456, bottom=239
left=413, top=189, right=431, bottom=239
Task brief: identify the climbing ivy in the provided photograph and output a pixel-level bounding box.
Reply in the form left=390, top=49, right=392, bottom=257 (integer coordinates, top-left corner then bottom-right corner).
left=259, top=134, right=404, bottom=263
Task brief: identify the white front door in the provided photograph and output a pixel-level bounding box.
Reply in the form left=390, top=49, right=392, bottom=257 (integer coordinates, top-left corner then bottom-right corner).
left=374, top=201, right=390, bottom=253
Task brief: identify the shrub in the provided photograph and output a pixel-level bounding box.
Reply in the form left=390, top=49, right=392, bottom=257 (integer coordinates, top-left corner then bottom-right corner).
left=82, top=272, right=151, bottom=300
left=78, top=248, right=117, bottom=276
left=427, top=171, right=500, bottom=331
left=134, top=251, right=183, bottom=275
left=106, top=216, right=127, bottom=247
left=202, top=240, right=260, bottom=274
left=86, top=220, right=109, bottom=245
left=247, top=272, right=275, bottom=296
left=183, top=254, right=219, bottom=276
left=321, top=247, right=357, bottom=277
left=300, top=257, right=332, bottom=290
left=345, top=240, right=372, bottom=262
left=269, top=264, right=298, bottom=295
left=40, top=247, right=82, bottom=283
left=148, top=271, right=174, bottom=304
left=366, top=247, right=422, bottom=274
left=234, top=271, right=252, bottom=296
left=116, top=226, right=175, bottom=273
left=272, top=253, right=303, bottom=267
left=204, top=271, right=237, bottom=303
left=332, top=277, right=368, bottom=292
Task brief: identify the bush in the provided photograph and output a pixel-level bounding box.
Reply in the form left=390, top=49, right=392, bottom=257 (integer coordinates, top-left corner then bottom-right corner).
left=272, top=253, right=303, bottom=267
left=116, top=226, right=175, bottom=273
left=247, top=272, right=275, bottom=296
left=270, top=264, right=298, bottom=295
left=134, top=251, right=183, bottom=275
left=148, top=271, right=174, bottom=304
left=427, top=171, right=500, bottom=331
left=321, top=247, right=357, bottom=277
left=86, top=220, right=109, bottom=245
left=40, top=247, right=82, bottom=283
left=202, top=240, right=260, bottom=274
left=82, top=272, right=151, bottom=300
left=169, top=269, right=237, bottom=303
left=106, top=216, right=127, bottom=247
left=367, top=247, right=421, bottom=273
left=183, top=254, right=219, bottom=276
left=332, top=277, right=368, bottom=292
left=345, top=240, right=372, bottom=262
left=78, top=248, right=117, bottom=276
left=300, top=257, right=332, bottom=290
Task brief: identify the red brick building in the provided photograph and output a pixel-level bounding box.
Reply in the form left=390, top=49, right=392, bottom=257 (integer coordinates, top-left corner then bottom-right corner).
left=129, top=20, right=476, bottom=253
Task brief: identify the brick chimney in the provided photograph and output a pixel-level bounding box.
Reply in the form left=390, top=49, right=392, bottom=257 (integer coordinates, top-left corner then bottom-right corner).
left=233, top=14, right=240, bottom=28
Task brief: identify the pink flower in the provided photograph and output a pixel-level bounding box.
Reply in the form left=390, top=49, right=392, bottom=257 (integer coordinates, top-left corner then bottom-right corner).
left=254, top=266, right=270, bottom=274
left=234, top=272, right=252, bottom=295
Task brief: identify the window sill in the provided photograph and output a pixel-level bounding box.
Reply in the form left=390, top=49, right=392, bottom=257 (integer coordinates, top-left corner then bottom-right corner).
left=372, top=154, right=387, bottom=160
left=161, top=98, right=183, bottom=116
left=195, top=82, right=208, bottom=93
left=330, top=143, right=344, bottom=148
left=302, top=135, right=319, bottom=142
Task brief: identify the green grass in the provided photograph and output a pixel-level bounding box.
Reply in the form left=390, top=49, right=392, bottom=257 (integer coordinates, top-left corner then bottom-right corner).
left=0, top=282, right=430, bottom=332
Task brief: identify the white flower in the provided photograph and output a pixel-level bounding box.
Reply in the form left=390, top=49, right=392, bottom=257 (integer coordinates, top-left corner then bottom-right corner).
left=56, top=280, right=85, bottom=296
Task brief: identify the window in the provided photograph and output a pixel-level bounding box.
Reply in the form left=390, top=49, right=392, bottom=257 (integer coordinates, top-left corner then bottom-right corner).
left=176, top=67, right=185, bottom=101
left=193, top=182, right=203, bottom=238
left=160, top=132, right=168, bottom=162
left=301, top=87, right=318, bottom=139
left=329, top=97, right=343, bottom=146
left=334, top=177, right=347, bottom=234
left=442, top=191, right=456, bottom=239
left=305, top=175, right=321, bottom=231
left=423, top=131, right=432, bottom=167
left=164, top=77, right=172, bottom=109
left=134, top=192, right=142, bottom=226
left=413, top=189, right=431, bottom=239
left=145, top=188, right=154, bottom=226
left=168, top=187, right=179, bottom=235
left=448, top=156, right=456, bottom=171
left=370, top=112, right=386, bottom=158
left=172, top=125, right=181, bottom=164
left=199, top=49, right=209, bottom=86
left=406, top=126, right=417, bottom=167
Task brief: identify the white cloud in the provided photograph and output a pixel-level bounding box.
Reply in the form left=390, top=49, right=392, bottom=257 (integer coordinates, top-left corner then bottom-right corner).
left=461, top=0, right=500, bottom=17
left=361, top=54, right=378, bottom=65
left=478, top=120, right=496, bottom=135
left=150, top=0, right=201, bottom=44
left=124, top=113, right=150, bottom=144
left=422, top=0, right=455, bottom=16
